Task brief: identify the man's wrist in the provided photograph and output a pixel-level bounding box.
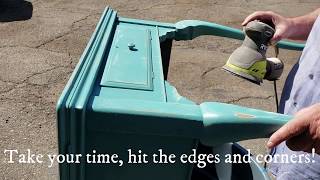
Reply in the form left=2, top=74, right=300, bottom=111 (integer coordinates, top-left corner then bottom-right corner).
left=285, top=16, right=315, bottom=40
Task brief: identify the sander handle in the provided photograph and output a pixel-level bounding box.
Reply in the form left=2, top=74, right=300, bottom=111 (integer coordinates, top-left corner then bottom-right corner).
left=174, top=20, right=304, bottom=51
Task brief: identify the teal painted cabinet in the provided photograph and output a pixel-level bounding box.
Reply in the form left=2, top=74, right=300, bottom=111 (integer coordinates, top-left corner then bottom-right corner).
left=57, top=7, right=304, bottom=180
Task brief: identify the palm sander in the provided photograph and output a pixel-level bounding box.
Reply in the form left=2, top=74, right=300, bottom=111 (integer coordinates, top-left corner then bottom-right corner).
left=223, top=20, right=284, bottom=84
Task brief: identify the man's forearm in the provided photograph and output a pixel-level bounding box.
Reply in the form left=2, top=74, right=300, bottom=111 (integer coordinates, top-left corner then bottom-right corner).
left=288, top=8, right=320, bottom=40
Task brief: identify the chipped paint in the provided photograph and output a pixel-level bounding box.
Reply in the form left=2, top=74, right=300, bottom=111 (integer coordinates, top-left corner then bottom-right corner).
left=235, top=112, right=256, bottom=119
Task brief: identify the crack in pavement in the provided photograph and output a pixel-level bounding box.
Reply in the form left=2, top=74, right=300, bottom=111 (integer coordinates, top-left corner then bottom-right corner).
left=173, top=45, right=235, bottom=54
left=0, top=44, right=71, bottom=56
left=201, top=66, right=220, bottom=78
left=0, top=64, right=71, bottom=96
left=117, top=1, right=202, bottom=12
left=34, top=30, right=78, bottom=48
left=34, top=12, right=98, bottom=49
left=118, top=3, right=175, bottom=12
left=32, top=2, right=103, bottom=14
left=226, top=95, right=273, bottom=104
left=70, top=13, right=100, bottom=28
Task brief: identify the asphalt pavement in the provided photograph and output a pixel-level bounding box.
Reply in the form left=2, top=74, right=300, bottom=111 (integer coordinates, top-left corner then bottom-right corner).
left=1, top=0, right=319, bottom=179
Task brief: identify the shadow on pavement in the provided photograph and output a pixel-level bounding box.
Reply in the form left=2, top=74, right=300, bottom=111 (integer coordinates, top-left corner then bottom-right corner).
left=0, top=0, right=33, bottom=22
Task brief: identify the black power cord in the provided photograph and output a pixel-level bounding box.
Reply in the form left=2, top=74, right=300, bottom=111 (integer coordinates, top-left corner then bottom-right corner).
left=264, top=81, right=279, bottom=170
left=273, top=45, right=280, bottom=113
left=274, top=80, right=279, bottom=113
left=264, top=46, right=280, bottom=169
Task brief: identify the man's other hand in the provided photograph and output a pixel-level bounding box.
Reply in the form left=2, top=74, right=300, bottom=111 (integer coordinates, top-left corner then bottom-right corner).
left=267, top=103, right=320, bottom=154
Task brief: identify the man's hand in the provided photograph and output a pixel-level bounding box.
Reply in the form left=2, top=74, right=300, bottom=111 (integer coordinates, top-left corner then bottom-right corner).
left=267, top=103, right=320, bottom=154
left=242, top=11, right=293, bottom=44
left=242, top=9, right=320, bottom=42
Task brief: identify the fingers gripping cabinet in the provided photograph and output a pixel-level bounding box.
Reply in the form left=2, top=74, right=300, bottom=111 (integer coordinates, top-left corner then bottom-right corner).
left=57, top=7, right=304, bottom=180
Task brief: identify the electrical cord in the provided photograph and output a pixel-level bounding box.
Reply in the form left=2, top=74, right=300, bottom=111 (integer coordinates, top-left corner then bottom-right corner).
left=274, top=80, right=279, bottom=113
left=273, top=45, right=280, bottom=113
left=264, top=46, right=280, bottom=169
